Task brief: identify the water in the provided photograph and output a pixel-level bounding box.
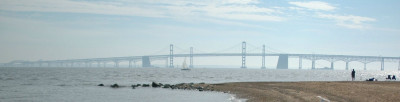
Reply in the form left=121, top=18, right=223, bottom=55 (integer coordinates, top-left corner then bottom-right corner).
left=0, top=67, right=398, bottom=102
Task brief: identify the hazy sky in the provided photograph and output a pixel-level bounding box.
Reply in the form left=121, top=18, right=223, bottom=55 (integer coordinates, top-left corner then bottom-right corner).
left=0, top=0, right=400, bottom=63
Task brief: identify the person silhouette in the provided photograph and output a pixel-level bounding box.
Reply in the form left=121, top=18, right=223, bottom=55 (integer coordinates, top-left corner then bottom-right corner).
left=387, top=75, right=392, bottom=80
left=351, top=69, right=355, bottom=81
left=392, top=75, right=396, bottom=80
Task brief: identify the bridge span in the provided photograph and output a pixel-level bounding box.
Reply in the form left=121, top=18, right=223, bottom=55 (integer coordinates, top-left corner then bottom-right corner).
left=2, top=42, right=400, bottom=71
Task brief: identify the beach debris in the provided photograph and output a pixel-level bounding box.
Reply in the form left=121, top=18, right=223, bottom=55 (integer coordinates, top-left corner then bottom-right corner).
left=111, top=83, right=119, bottom=88
left=197, top=86, right=204, bottom=91
left=366, top=78, right=378, bottom=81
left=317, top=96, right=330, bottom=102
left=97, top=84, right=104, bottom=86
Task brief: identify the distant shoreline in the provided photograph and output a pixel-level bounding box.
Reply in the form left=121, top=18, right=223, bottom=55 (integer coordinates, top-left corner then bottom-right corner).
left=205, top=81, right=400, bottom=102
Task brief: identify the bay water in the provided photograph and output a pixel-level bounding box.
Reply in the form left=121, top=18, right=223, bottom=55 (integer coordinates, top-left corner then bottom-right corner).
left=0, top=67, right=398, bottom=102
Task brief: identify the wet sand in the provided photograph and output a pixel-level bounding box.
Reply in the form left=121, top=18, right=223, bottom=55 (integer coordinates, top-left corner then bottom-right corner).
left=207, top=81, right=400, bottom=102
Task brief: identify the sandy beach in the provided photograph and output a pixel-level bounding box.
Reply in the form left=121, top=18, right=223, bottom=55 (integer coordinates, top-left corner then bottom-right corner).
left=205, top=81, right=400, bottom=102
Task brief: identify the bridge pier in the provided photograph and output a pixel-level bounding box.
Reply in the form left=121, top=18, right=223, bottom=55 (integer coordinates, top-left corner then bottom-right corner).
left=85, top=62, right=89, bottom=68
left=134, top=61, right=137, bottom=68
left=277, top=54, right=288, bottom=69
left=129, top=60, right=132, bottom=68
left=311, top=59, right=315, bottom=69
left=398, top=59, right=400, bottom=71
left=190, top=47, right=193, bottom=68
left=97, top=61, right=101, bottom=68
left=103, top=62, right=106, bottom=68
left=142, top=56, right=151, bottom=67
left=70, top=62, right=74, bottom=67
left=330, top=62, right=334, bottom=69
left=165, top=59, right=168, bottom=68
left=363, top=63, right=367, bottom=70
left=114, top=61, right=120, bottom=68
left=299, top=56, right=302, bottom=69
left=381, top=58, right=384, bottom=71
left=345, top=61, right=349, bottom=70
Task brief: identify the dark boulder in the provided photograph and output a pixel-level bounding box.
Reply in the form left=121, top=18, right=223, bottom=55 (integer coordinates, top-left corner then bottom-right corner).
left=152, top=82, right=161, bottom=87
left=131, top=85, right=137, bottom=89
left=163, top=84, right=171, bottom=88
left=111, top=83, right=119, bottom=88
left=142, top=84, right=150, bottom=87
left=98, top=84, right=104, bottom=86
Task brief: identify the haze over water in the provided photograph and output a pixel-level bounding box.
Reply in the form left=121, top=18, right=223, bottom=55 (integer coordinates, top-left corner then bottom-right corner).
left=1, top=0, right=400, bottom=102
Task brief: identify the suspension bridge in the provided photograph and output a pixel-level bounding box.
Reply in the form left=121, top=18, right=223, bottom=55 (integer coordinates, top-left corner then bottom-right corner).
left=1, top=41, right=400, bottom=71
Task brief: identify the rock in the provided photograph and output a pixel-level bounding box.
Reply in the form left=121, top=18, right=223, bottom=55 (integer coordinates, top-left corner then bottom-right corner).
left=131, top=85, right=137, bottom=89
left=199, top=82, right=205, bottom=84
left=176, top=83, right=184, bottom=86
left=98, top=84, right=104, bottom=86
left=111, top=83, right=119, bottom=88
left=163, top=84, right=171, bottom=88
left=136, top=84, right=141, bottom=86
left=142, top=84, right=150, bottom=87
left=171, top=85, right=176, bottom=89
left=152, top=82, right=161, bottom=87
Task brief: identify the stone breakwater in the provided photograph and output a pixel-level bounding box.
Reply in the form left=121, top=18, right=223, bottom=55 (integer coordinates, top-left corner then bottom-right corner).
left=97, top=82, right=217, bottom=92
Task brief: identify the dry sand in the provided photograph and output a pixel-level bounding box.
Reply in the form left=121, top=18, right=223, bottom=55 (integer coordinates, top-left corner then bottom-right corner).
left=204, top=81, right=400, bottom=102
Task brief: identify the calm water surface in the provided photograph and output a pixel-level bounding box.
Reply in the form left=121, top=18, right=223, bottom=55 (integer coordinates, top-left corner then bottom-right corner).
left=0, top=67, right=398, bottom=102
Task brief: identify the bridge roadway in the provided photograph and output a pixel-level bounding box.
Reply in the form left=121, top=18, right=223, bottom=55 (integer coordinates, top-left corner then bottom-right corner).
left=2, top=53, right=400, bottom=71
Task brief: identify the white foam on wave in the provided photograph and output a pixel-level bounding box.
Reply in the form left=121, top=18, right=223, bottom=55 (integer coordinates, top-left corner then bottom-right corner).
left=228, top=94, right=247, bottom=102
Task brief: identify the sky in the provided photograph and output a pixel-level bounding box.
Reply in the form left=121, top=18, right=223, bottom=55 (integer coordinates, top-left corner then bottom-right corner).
left=0, top=0, right=400, bottom=68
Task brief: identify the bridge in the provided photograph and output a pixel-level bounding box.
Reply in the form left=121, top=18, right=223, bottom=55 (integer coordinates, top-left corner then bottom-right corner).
left=1, top=42, right=400, bottom=71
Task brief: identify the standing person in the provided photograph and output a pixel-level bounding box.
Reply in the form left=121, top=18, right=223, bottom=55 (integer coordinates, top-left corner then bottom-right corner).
left=351, top=69, right=356, bottom=81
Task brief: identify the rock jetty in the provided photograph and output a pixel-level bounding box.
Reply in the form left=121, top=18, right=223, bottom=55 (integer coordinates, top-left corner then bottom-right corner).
left=98, top=82, right=215, bottom=91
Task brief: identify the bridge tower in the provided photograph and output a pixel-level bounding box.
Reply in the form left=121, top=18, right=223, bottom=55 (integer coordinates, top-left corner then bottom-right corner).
left=169, top=44, right=174, bottom=68
left=241, top=41, right=247, bottom=68
left=190, top=47, right=193, bottom=68
left=381, top=58, right=384, bottom=71
left=261, top=44, right=266, bottom=69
